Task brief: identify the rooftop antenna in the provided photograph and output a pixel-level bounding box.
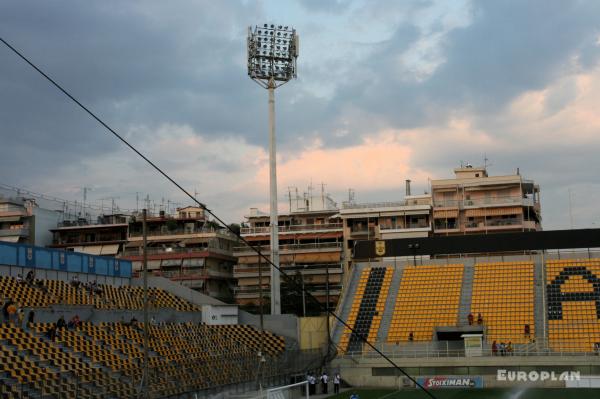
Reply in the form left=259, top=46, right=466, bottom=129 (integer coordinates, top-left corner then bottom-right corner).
left=483, top=154, right=492, bottom=170
left=82, top=187, right=92, bottom=222
left=287, top=187, right=293, bottom=212
left=136, top=192, right=141, bottom=213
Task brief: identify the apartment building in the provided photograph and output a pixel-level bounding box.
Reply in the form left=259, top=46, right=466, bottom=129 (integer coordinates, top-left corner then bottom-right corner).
left=234, top=190, right=343, bottom=315
left=431, top=165, right=541, bottom=235
left=338, top=193, right=432, bottom=271
left=49, top=214, right=129, bottom=257
left=0, top=196, right=62, bottom=246
left=122, top=206, right=237, bottom=302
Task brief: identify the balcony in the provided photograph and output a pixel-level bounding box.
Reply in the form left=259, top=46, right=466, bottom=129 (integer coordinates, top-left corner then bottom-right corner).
left=240, top=223, right=343, bottom=236
left=342, top=201, right=410, bottom=209
left=347, top=227, right=376, bottom=237
left=434, top=196, right=536, bottom=208
left=129, top=227, right=236, bottom=239
left=233, top=241, right=342, bottom=255
left=464, top=218, right=524, bottom=232
left=234, top=263, right=343, bottom=277
left=122, top=245, right=232, bottom=257
left=379, top=222, right=430, bottom=233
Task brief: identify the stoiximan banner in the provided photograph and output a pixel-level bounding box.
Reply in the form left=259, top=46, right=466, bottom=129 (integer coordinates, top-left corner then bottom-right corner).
left=417, top=376, right=483, bottom=389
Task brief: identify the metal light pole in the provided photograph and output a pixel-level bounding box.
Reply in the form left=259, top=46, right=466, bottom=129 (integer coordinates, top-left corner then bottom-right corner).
left=248, top=24, right=299, bottom=315
left=142, top=209, right=149, bottom=398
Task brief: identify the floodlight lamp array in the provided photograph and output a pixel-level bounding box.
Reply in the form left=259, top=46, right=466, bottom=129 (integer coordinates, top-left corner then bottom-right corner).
left=247, top=24, right=298, bottom=84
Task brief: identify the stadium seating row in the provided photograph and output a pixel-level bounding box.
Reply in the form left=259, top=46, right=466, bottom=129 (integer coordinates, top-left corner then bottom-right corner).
left=0, top=275, right=197, bottom=311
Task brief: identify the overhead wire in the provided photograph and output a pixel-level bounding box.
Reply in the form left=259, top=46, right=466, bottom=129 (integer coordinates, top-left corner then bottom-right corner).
left=0, top=36, right=438, bottom=399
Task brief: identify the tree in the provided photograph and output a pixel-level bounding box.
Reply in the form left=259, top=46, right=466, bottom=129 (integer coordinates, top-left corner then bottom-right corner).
left=228, top=223, right=241, bottom=236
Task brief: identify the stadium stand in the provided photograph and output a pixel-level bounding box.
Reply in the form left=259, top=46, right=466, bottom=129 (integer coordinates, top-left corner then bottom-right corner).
left=0, top=265, right=292, bottom=398
left=0, top=319, right=286, bottom=398
left=334, top=257, right=600, bottom=356
left=338, top=266, right=392, bottom=353
left=0, top=274, right=199, bottom=311
left=387, top=264, right=463, bottom=343
left=547, top=258, right=600, bottom=352
left=471, top=261, right=535, bottom=344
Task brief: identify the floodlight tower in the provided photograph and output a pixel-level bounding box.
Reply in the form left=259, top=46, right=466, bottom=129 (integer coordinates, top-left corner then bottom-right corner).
left=248, top=24, right=299, bottom=315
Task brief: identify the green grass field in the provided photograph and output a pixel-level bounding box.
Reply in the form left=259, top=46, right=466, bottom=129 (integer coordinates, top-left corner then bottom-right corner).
left=326, top=387, right=600, bottom=399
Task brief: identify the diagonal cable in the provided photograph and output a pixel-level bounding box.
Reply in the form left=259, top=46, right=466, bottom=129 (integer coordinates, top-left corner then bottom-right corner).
left=0, top=36, right=438, bottom=399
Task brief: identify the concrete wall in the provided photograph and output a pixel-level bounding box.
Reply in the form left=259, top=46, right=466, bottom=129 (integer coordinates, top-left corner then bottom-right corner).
left=298, top=316, right=328, bottom=350
left=131, top=275, right=224, bottom=306
left=238, top=311, right=299, bottom=344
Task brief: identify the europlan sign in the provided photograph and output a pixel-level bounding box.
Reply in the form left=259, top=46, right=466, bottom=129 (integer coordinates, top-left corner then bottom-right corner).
left=417, top=376, right=483, bottom=389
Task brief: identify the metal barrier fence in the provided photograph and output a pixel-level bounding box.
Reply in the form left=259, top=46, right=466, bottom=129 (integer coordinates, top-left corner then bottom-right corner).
left=341, top=341, right=600, bottom=360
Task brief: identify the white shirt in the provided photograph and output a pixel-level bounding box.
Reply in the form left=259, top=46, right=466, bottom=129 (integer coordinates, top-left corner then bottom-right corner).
left=334, top=375, right=340, bottom=384
left=321, top=374, right=328, bottom=383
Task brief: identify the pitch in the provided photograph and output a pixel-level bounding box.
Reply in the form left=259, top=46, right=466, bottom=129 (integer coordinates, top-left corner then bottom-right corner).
left=326, top=388, right=599, bottom=399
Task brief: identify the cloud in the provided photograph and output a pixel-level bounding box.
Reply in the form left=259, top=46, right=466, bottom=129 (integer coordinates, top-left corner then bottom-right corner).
left=255, top=132, right=430, bottom=192
left=1, top=0, right=600, bottom=229
left=296, top=0, right=350, bottom=14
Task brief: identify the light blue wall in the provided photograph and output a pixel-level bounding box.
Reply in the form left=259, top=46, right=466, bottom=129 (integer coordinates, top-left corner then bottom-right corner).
left=0, top=241, right=132, bottom=278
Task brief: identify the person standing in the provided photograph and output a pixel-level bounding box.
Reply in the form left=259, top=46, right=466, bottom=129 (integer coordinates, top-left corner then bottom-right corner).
left=320, top=372, right=328, bottom=394
left=309, top=373, right=316, bottom=395
left=333, top=372, right=341, bottom=394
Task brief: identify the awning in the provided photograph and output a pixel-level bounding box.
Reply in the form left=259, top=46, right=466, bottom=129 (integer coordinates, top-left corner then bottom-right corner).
left=465, top=207, right=522, bottom=217
left=465, top=209, right=486, bottom=217
left=126, top=237, right=183, bottom=247
left=80, top=245, right=103, bottom=255
left=0, top=236, right=20, bottom=243
left=0, top=216, right=22, bottom=222
left=434, top=210, right=459, bottom=218
left=66, top=246, right=84, bottom=252
left=486, top=206, right=522, bottom=216
left=100, top=244, right=120, bottom=255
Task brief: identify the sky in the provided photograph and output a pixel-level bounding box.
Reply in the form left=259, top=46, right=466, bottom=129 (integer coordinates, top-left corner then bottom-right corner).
left=1, top=0, right=600, bottom=228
